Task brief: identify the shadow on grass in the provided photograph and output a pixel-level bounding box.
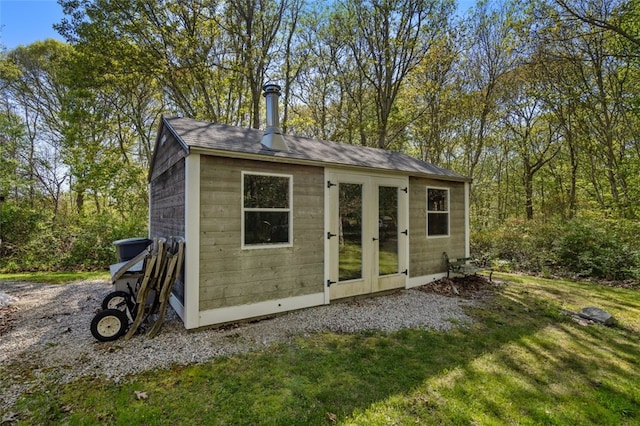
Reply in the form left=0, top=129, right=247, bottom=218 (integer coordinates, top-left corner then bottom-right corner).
left=8, top=280, right=640, bottom=425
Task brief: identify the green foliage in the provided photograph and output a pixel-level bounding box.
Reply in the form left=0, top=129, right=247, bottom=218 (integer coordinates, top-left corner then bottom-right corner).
left=62, top=212, right=147, bottom=270
left=555, top=219, right=640, bottom=281
left=0, top=110, right=27, bottom=196
left=472, top=217, right=640, bottom=281
left=0, top=200, right=147, bottom=273
left=0, top=270, right=109, bottom=284
left=2, top=0, right=640, bottom=277
left=0, top=202, right=43, bottom=252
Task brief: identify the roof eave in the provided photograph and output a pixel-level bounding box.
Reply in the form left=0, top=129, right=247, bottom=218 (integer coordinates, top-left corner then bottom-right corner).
left=147, top=116, right=191, bottom=183
left=188, top=146, right=471, bottom=183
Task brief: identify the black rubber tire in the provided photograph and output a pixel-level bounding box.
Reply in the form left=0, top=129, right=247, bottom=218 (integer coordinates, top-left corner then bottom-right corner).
left=101, top=291, right=131, bottom=311
left=90, top=309, right=129, bottom=342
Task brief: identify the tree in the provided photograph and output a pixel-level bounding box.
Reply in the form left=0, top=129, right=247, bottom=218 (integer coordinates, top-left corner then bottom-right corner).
left=278, top=0, right=308, bottom=134
left=58, top=0, right=228, bottom=122
left=458, top=0, right=524, bottom=179
left=0, top=107, right=28, bottom=199
left=554, top=0, right=640, bottom=51
left=501, top=65, right=561, bottom=220
left=332, top=0, right=455, bottom=149
left=0, top=40, right=71, bottom=217
left=219, top=0, right=294, bottom=129
left=404, top=26, right=460, bottom=166
left=537, top=0, right=640, bottom=217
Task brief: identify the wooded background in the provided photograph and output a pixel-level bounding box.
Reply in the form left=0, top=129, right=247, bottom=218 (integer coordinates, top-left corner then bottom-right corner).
left=1, top=0, right=639, bottom=280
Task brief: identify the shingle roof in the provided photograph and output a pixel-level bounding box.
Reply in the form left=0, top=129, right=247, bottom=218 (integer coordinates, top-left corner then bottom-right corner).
left=162, top=116, right=469, bottom=181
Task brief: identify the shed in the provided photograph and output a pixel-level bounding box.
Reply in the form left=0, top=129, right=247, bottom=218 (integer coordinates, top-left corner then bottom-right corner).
left=149, top=85, right=471, bottom=330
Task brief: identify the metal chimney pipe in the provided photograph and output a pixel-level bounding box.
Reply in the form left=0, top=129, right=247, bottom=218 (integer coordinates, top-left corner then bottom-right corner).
left=261, top=84, right=289, bottom=151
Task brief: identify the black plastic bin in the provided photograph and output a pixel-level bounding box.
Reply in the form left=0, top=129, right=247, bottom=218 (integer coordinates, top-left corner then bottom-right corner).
left=113, top=237, right=152, bottom=262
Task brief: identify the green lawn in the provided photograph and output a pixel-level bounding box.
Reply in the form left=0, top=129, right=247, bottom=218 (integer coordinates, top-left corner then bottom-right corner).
left=0, top=270, right=110, bottom=284
left=339, top=241, right=399, bottom=280
left=3, top=273, right=640, bottom=425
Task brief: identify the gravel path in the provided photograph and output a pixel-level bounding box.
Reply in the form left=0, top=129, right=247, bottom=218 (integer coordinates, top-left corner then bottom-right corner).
left=0, top=280, right=476, bottom=410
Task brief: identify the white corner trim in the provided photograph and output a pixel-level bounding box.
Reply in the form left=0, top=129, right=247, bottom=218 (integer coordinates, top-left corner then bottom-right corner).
left=184, top=153, right=201, bottom=329
left=464, top=182, right=470, bottom=257
left=199, top=292, right=325, bottom=328
left=407, top=273, right=447, bottom=289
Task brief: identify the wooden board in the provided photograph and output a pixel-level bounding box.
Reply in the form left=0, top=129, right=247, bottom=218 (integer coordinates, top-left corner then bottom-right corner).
left=150, top=132, right=188, bottom=181
left=408, top=177, right=466, bottom=277
left=198, top=156, right=325, bottom=308
left=149, top=159, right=186, bottom=302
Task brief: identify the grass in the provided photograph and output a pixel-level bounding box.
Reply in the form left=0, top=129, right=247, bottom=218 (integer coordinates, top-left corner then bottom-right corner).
left=3, top=273, right=640, bottom=424
left=339, top=241, right=362, bottom=280
left=339, top=241, right=399, bottom=280
left=0, top=270, right=110, bottom=284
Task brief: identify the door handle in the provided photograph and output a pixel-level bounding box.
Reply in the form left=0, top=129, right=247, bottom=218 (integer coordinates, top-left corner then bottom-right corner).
left=372, top=237, right=379, bottom=241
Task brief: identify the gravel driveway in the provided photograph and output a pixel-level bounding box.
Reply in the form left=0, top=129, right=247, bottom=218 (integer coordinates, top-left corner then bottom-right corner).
left=0, top=279, right=476, bottom=410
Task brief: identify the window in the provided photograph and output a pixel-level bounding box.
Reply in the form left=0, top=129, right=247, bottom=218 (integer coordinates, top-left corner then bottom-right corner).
left=242, top=172, right=292, bottom=247
left=427, top=187, right=449, bottom=237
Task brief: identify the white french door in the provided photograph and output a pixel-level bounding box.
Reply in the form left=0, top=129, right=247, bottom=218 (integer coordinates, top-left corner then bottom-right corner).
left=325, top=170, right=408, bottom=301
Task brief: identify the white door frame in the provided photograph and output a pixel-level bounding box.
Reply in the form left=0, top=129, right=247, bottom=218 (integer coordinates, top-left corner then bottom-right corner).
left=323, top=169, right=409, bottom=303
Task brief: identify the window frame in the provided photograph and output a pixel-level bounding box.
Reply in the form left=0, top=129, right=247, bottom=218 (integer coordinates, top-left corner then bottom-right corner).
left=426, top=186, right=450, bottom=238
left=241, top=171, right=293, bottom=249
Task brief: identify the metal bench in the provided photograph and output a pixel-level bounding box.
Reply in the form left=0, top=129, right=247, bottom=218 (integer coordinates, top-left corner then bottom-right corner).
left=443, top=252, right=493, bottom=281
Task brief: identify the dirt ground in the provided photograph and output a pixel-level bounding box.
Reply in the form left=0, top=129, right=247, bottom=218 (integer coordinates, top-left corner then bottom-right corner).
left=414, top=275, right=498, bottom=299
left=0, top=275, right=495, bottom=338
left=0, top=305, right=16, bottom=336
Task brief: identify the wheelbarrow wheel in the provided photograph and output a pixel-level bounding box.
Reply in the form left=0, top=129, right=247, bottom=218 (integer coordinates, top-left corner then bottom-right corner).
left=102, top=291, right=131, bottom=311
left=91, top=309, right=129, bottom=342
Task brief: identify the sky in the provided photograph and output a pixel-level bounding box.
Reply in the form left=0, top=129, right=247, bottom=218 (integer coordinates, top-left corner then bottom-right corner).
left=0, top=0, right=476, bottom=51
left=0, top=0, right=65, bottom=50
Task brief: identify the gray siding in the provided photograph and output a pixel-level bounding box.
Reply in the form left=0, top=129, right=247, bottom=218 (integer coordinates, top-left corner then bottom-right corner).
left=150, top=131, right=187, bottom=182
left=199, top=156, right=324, bottom=311
left=409, top=177, right=466, bottom=277
left=149, top=160, right=185, bottom=239
left=149, top=131, right=187, bottom=302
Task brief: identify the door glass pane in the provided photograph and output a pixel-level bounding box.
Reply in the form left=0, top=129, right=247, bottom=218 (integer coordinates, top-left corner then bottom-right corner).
left=379, top=186, right=399, bottom=275
left=339, top=183, right=362, bottom=281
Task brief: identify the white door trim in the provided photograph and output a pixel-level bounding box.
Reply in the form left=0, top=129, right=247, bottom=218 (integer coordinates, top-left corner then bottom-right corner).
left=324, top=169, right=408, bottom=302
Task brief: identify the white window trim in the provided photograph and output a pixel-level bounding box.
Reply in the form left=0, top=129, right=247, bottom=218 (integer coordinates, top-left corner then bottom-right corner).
left=241, top=171, right=293, bottom=249
left=426, top=186, right=450, bottom=239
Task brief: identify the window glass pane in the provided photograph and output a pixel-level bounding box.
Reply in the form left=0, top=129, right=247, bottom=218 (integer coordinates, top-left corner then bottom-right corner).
left=339, top=183, right=362, bottom=281
left=379, top=186, right=399, bottom=275
left=427, top=189, right=448, bottom=212
left=428, top=212, right=448, bottom=236
left=244, top=211, right=289, bottom=245
left=244, top=175, right=289, bottom=208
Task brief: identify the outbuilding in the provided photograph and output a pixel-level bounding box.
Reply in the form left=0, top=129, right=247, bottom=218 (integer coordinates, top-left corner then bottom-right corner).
left=149, top=84, right=471, bottom=330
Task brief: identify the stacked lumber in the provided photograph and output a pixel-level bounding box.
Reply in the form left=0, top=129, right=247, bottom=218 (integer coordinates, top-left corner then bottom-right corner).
left=124, top=237, right=185, bottom=339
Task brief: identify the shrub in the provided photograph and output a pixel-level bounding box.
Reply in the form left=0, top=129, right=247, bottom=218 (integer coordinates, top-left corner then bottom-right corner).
left=0, top=202, right=43, bottom=255
left=61, top=213, right=147, bottom=270
left=472, top=217, right=640, bottom=281
left=0, top=205, right=147, bottom=272
left=554, top=219, right=640, bottom=281
left=472, top=218, right=558, bottom=275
